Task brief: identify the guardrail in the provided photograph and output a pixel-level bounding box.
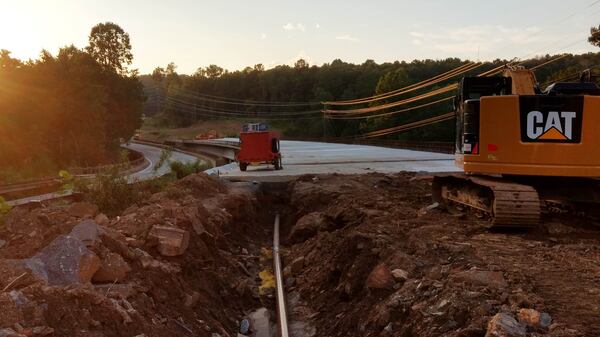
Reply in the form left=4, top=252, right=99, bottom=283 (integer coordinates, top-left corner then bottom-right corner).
left=68, top=149, right=146, bottom=175
left=281, top=137, right=454, bottom=154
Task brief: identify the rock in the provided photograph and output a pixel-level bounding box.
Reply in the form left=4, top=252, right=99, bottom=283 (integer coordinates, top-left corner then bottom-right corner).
left=0, top=328, right=26, bottom=337
left=391, top=269, right=409, bottom=281
left=288, top=212, right=330, bottom=243
left=418, top=202, right=440, bottom=216
left=25, top=235, right=101, bottom=285
left=451, top=269, right=508, bottom=289
left=78, top=251, right=102, bottom=283
left=29, top=326, right=54, bottom=336
left=148, top=226, right=190, bottom=256
left=94, top=213, right=110, bottom=226
left=517, top=308, right=551, bottom=329
left=92, top=252, right=131, bottom=283
left=0, top=292, right=24, bottom=327
left=133, top=248, right=181, bottom=273
left=67, top=202, right=99, bottom=218
left=184, top=291, right=200, bottom=308
left=70, top=220, right=100, bottom=247
left=101, top=229, right=135, bottom=259
left=545, top=222, right=575, bottom=235
left=0, top=239, right=6, bottom=249
left=290, top=257, right=305, bottom=275
left=366, top=263, right=394, bottom=289
left=110, top=298, right=134, bottom=324
left=240, top=318, right=250, bottom=334
left=485, top=313, right=526, bottom=337
left=8, top=290, right=29, bottom=308
left=94, top=283, right=135, bottom=298
left=285, top=277, right=296, bottom=287
left=241, top=248, right=249, bottom=255
left=133, top=248, right=155, bottom=268
left=248, top=308, right=272, bottom=337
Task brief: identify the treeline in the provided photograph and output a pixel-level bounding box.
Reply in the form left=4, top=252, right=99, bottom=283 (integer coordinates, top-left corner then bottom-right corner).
left=0, top=23, right=144, bottom=182
left=143, top=52, right=600, bottom=140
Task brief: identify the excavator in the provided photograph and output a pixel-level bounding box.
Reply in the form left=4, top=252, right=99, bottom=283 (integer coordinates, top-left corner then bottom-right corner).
left=433, top=66, right=600, bottom=228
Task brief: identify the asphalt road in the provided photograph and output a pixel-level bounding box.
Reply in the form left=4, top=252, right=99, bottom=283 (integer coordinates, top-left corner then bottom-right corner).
left=124, top=142, right=200, bottom=181
left=8, top=143, right=199, bottom=206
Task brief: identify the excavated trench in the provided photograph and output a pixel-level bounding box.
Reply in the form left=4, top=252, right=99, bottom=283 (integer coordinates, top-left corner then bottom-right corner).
left=2, top=173, right=600, bottom=337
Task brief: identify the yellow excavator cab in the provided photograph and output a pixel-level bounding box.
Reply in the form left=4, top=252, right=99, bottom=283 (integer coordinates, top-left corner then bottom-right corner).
left=434, top=68, right=600, bottom=228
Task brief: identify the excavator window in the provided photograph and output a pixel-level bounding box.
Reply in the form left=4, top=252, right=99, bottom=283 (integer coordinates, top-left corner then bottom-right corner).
left=544, top=82, right=600, bottom=96
left=455, top=77, right=512, bottom=155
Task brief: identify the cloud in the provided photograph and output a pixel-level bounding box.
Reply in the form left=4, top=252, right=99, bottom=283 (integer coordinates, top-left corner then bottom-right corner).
left=335, top=34, right=359, bottom=42
left=407, top=25, right=552, bottom=58
left=260, top=33, right=267, bottom=40
left=283, top=23, right=306, bottom=32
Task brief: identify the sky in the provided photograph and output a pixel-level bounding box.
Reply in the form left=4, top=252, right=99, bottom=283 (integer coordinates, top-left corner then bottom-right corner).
left=0, top=0, right=599, bottom=74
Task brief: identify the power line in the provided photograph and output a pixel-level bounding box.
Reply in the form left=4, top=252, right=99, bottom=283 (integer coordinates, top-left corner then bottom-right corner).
left=360, top=112, right=455, bottom=138
left=168, top=87, right=321, bottom=107
left=164, top=96, right=323, bottom=115
left=323, top=62, right=480, bottom=106
left=163, top=101, right=323, bottom=120
left=326, top=96, right=453, bottom=120
left=323, top=84, right=457, bottom=114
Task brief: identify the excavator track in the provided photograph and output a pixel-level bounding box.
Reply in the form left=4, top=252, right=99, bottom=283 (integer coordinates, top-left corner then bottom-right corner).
left=433, top=174, right=541, bottom=228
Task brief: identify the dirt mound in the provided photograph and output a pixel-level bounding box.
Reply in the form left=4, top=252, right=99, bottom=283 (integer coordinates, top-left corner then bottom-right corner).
left=283, top=173, right=600, bottom=337
left=0, top=173, right=267, bottom=337
left=2, top=171, right=599, bottom=337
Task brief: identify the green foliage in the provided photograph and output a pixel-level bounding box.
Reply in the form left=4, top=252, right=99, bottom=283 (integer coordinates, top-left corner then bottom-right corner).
left=59, top=170, right=75, bottom=193
left=154, top=149, right=173, bottom=172
left=141, top=52, right=600, bottom=141
left=169, top=160, right=209, bottom=179
left=74, top=168, right=137, bottom=216
left=590, top=26, right=600, bottom=47
left=0, top=196, right=11, bottom=215
left=86, top=22, right=133, bottom=73
left=0, top=23, right=144, bottom=181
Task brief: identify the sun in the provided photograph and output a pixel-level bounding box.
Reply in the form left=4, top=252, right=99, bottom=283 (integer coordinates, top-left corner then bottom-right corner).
left=0, top=4, right=48, bottom=61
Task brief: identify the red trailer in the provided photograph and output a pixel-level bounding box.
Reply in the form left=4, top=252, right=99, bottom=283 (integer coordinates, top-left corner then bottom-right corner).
left=236, top=123, right=282, bottom=171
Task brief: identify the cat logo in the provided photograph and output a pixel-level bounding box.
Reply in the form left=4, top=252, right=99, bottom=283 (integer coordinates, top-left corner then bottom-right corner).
left=520, top=96, right=583, bottom=143
left=526, top=111, right=576, bottom=141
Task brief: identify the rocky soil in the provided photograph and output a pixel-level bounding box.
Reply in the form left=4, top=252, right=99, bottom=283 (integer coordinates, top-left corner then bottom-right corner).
left=0, top=174, right=278, bottom=337
left=1, top=172, right=599, bottom=337
left=282, top=173, right=600, bottom=337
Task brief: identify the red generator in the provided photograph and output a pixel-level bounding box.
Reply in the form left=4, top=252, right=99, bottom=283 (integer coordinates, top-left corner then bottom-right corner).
left=236, top=123, right=282, bottom=172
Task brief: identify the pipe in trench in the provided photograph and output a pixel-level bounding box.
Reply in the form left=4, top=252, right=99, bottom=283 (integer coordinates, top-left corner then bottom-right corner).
left=273, top=213, right=289, bottom=337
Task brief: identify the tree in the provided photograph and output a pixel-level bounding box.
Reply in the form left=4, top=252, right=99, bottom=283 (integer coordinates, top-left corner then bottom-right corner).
left=151, top=67, right=165, bottom=85
left=204, top=64, right=224, bottom=78
left=86, top=22, right=133, bottom=73
left=590, top=26, right=600, bottom=47
left=294, top=58, right=309, bottom=69
left=0, top=50, right=21, bottom=70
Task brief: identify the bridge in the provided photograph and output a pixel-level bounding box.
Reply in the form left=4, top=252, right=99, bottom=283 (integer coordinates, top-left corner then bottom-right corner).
left=164, top=139, right=240, bottom=163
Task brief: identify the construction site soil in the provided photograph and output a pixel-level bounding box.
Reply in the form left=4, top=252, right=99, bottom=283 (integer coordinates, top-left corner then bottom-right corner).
left=0, top=172, right=599, bottom=337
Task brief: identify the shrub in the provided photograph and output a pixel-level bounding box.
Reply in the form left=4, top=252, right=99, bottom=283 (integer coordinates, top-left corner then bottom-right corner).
left=0, top=196, right=11, bottom=215
left=169, top=160, right=210, bottom=179
left=74, top=167, right=139, bottom=216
